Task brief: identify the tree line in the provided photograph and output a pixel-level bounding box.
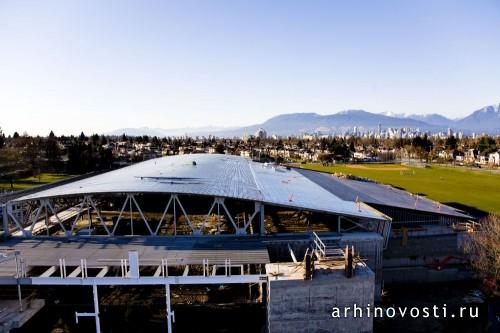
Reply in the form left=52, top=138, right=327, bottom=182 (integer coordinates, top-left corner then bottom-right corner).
left=1, top=127, right=499, bottom=189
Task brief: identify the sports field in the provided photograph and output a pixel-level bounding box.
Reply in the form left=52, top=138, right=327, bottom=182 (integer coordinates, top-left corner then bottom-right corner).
left=0, top=173, right=70, bottom=191
left=299, top=163, right=500, bottom=215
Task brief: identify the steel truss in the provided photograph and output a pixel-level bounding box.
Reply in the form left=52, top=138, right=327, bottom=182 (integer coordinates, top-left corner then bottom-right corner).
left=2, top=193, right=389, bottom=244
left=2, top=193, right=267, bottom=238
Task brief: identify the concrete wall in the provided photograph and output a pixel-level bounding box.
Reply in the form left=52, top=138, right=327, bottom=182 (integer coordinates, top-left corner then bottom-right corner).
left=268, top=265, right=374, bottom=333
left=338, top=233, right=383, bottom=298
left=383, top=266, right=475, bottom=284
left=384, top=234, right=460, bottom=259
left=382, top=232, right=474, bottom=284
left=264, top=232, right=384, bottom=299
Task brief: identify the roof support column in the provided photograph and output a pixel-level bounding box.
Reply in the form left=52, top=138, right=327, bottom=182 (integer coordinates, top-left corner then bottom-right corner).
left=129, top=194, right=134, bottom=236
left=87, top=202, right=93, bottom=233
left=6, top=203, right=26, bottom=236
left=2, top=204, right=9, bottom=238
left=217, top=200, right=220, bottom=234
left=44, top=201, right=49, bottom=236
left=19, top=203, right=24, bottom=233
left=259, top=203, right=265, bottom=235
left=173, top=196, right=177, bottom=236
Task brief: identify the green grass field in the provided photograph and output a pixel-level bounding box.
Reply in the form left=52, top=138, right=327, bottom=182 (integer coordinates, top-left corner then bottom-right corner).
left=0, top=173, right=70, bottom=191
left=298, top=163, right=500, bottom=215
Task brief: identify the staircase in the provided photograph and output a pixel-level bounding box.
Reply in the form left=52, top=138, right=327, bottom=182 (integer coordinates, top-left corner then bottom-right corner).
left=312, top=232, right=344, bottom=261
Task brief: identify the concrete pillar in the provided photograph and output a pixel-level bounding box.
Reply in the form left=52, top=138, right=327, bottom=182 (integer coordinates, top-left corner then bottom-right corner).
left=266, top=263, right=375, bottom=333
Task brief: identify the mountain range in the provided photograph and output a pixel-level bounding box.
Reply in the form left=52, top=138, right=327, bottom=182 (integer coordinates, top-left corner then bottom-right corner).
left=107, top=103, right=500, bottom=137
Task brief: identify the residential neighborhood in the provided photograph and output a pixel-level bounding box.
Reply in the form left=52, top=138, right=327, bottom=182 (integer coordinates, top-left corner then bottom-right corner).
left=1, top=125, right=499, bottom=192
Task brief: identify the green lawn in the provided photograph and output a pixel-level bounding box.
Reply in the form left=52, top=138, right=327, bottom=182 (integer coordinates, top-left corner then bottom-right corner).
left=298, top=163, right=500, bottom=215
left=0, top=173, right=70, bottom=191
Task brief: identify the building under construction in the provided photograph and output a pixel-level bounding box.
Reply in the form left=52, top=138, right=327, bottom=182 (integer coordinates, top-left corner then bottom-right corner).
left=0, top=154, right=474, bottom=332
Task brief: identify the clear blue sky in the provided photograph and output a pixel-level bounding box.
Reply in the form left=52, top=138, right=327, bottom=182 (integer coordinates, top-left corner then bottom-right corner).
left=1, top=0, right=499, bottom=135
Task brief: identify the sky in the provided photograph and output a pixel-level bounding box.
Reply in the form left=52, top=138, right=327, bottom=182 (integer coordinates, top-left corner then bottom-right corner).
left=1, top=0, right=499, bottom=136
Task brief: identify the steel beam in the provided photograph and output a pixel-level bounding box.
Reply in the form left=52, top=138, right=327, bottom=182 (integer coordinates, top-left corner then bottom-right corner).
left=87, top=202, right=92, bottom=232
left=165, top=284, right=174, bottom=333
left=75, top=284, right=101, bottom=333
left=111, top=195, right=130, bottom=236
left=242, top=206, right=258, bottom=232
left=288, top=243, right=297, bottom=263
left=219, top=199, right=238, bottom=231
left=197, top=198, right=218, bottom=234
left=130, top=195, right=154, bottom=235
left=29, top=274, right=267, bottom=286
left=40, top=266, right=58, bottom=278
left=129, top=194, right=133, bottom=236
left=154, top=265, right=163, bottom=277
left=68, top=267, right=82, bottom=278
left=45, top=199, right=67, bottom=233
left=44, top=203, right=49, bottom=236
left=29, top=204, right=43, bottom=235
left=96, top=267, right=109, bottom=278
left=87, top=196, right=111, bottom=236
left=173, top=195, right=196, bottom=232
left=155, top=195, right=173, bottom=235
left=259, top=203, right=265, bottom=234
left=7, top=210, right=25, bottom=236
left=70, top=199, right=87, bottom=235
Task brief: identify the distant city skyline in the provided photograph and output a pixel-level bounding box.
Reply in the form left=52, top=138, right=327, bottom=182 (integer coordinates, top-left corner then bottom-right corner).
left=1, top=0, right=500, bottom=136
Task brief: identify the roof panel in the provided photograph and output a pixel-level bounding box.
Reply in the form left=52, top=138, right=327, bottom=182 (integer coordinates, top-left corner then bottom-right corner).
left=13, top=154, right=387, bottom=221
left=297, top=168, right=471, bottom=219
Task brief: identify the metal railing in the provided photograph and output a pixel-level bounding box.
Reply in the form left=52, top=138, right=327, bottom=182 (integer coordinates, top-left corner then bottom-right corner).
left=312, top=231, right=326, bottom=258
left=13, top=255, right=253, bottom=281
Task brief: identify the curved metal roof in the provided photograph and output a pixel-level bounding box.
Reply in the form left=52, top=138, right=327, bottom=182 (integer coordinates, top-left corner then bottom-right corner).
left=13, top=154, right=387, bottom=221
left=297, top=168, right=471, bottom=219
